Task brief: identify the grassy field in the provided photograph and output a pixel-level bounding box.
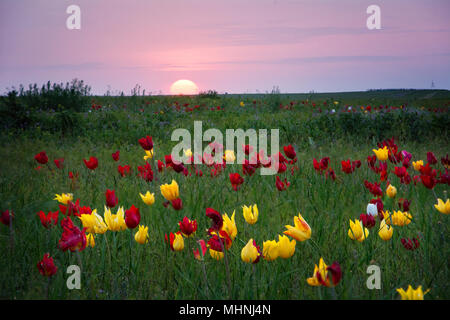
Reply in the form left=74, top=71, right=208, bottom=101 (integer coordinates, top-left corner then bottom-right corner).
left=0, top=89, right=449, bottom=299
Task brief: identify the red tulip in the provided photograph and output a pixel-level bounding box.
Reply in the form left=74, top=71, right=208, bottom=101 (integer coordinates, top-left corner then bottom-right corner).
left=37, top=210, right=59, bottom=228
left=112, top=150, right=120, bottom=161
left=283, top=144, right=296, bottom=159
left=398, top=198, right=411, bottom=212
left=0, top=209, right=13, bottom=226
left=401, top=237, right=420, bottom=250
left=118, top=165, right=131, bottom=177
left=359, top=213, right=376, bottom=229
left=206, top=208, right=223, bottom=231
left=275, top=176, right=290, bottom=191
left=178, top=217, right=197, bottom=237
left=37, top=253, right=58, bottom=277
left=58, top=217, right=86, bottom=252
left=364, top=180, right=383, bottom=197
left=420, top=174, right=436, bottom=189
left=138, top=136, right=153, bottom=151
left=326, top=262, right=342, bottom=286
left=105, top=189, right=118, bottom=208
left=325, top=168, right=336, bottom=181
left=171, top=198, right=183, bottom=211
left=229, top=173, right=244, bottom=191
left=83, top=157, right=98, bottom=170
left=34, top=151, right=48, bottom=164
left=157, top=160, right=165, bottom=172
left=125, top=205, right=140, bottom=229
left=54, top=158, right=64, bottom=169
left=193, top=239, right=207, bottom=260
left=137, top=162, right=154, bottom=182
left=427, top=152, right=437, bottom=165
left=207, top=231, right=232, bottom=251
left=341, top=160, right=354, bottom=174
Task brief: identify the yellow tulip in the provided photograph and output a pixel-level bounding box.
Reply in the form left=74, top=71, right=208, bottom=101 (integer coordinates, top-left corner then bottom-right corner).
left=378, top=219, right=393, bottom=241
left=383, top=210, right=412, bottom=226
left=243, top=204, right=258, bottom=225
left=306, top=258, right=328, bottom=286
left=134, top=225, right=149, bottom=244
left=172, top=232, right=184, bottom=251
left=262, top=240, right=279, bottom=261
left=184, top=148, right=193, bottom=158
left=221, top=211, right=237, bottom=241
left=79, top=209, right=108, bottom=234
left=397, top=285, right=430, bottom=300
left=86, top=233, right=95, bottom=248
left=104, top=206, right=127, bottom=231
left=372, top=146, right=389, bottom=161
left=143, top=149, right=154, bottom=160
left=140, top=191, right=155, bottom=205
left=209, top=249, right=224, bottom=260
left=54, top=193, right=73, bottom=205
left=284, top=213, right=311, bottom=242
left=241, top=239, right=260, bottom=263
left=160, top=180, right=179, bottom=201
left=348, top=219, right=369, bottom=242
left=240, top=101, right=245, bottom=107
left=223, top=150, right=236, bottom=162
left=386, top=184, right=397, bottom=198
left=434, top=198, right=450, bottom=215
left=277, top=235, right=296, bottom=259
left=412, top=160, right=424, bottom=171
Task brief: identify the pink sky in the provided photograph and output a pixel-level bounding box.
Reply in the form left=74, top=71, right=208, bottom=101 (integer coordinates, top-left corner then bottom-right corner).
left=1, top=0, right=449, bottom=94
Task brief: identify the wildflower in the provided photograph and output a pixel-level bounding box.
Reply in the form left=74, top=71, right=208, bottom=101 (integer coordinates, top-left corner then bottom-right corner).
left=134, top=225, right=149, bottom=244
left=372, top=146, right=388, bottom=161
left=229, top=173, right=244, bottom=191
left=434, top=198, right=450, bottom=214
left=378, top=219, right=393, bottom=241
left=277, top=235, right=296, bottom=258
left=112, top=150, right=120, bottom=161
left=160, top=180, right=179, bottom=201
left=105, top=189, right=118, bottom=208
left=275, top=176, right=290, bottom=191
left=138, top=135, right=153, bottom=151
left=262, top=240, right=279, bottom=261
left=283, top=145, right=296, bottom=160
left=359, top=213, right=376, bottom=229
left=386, top=184, right=397, bottom=198
left=37, top=210, right=59, bottom=229
left=137, top=162, right=154, bottom=182
left=221, top=211, right=237, bottom=241
left=242, top=204, right=258, bottom=225
left=171, top=198, right=183, bottom=210
left=306, top=258, right=342, bottom=287
left=118, top=165, right=131, bottom=177
left=397, top=285, right=429, bottom=300
left=37, top=253, right=58, bottom=277
left=34, top=151, right=48, bottom=164
left=83, top=156, right=98, bottom=170
left=284, top=213, right=311, bottom=241
left=125, top=205, right=140, bottom=229
left=104, top=206, right=127, bottom=231
left=54, top=158, right=64, bottom=169
left=348, top=219, right=369, bottom=242
left=140, top=191, right=155, bottom=206
left=54, top=193, right=73, bottom=205
left=178, top=217, right=197, bottom=237
left=58, top=217, right=87, bottom=252
left=241, top=239, right=262, bottom=264
left=78, top=209, right=108, bottom=234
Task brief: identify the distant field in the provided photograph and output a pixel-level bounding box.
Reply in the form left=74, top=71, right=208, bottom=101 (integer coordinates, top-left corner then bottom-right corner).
left=0, top=88, right=449, bottom=299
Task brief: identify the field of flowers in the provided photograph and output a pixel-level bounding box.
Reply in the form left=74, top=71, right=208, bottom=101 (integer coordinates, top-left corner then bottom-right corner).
left=0, top=90, right=449, bottom=300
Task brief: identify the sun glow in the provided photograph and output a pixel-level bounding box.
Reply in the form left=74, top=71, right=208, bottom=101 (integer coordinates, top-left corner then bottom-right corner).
left=169, top=79, right=199, bottom=95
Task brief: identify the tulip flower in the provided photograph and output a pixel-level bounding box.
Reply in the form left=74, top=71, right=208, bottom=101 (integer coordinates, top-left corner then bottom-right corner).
left=104, top=206, right=127, bottom=231
left=58, top=217, right=87, bottom=252
left=143, top=149, right=154, bottom=161
left=134, top=225, right=149, bottom=244
left=434, top=198, right=450, bottom=215
left=229, top=173, right=244, bottom=191
left=284, top=213, right=311, bottom=241
left=306, top=258, right=342, bottom=287
left=193, top=240, right=207, bottom=261
left=166, top=232, right=184, bottom=251
left=118, top=165, right=131, bottom=177
left=382, top=210, right=412, bottom=226
left=86, top=233, right=95, bottom=247
left=262, top=240, right=279, bottom=261
left=378, top=219, right=393, bottom=241
left=54, top=158, right=64, bottom=169
left=138, top=135, right=153, bottom=151
left=83, top=156, right=98, bottom=170
left=221, top=211, right=237, bottom=241
left=243, top=204, right=258, bottom=225
left=140, top=191, right=155, bottom=206
left=359, top=213, right=376, bottom=229
left=137, top=162, right=154, bottom=182
left=348, top=219, right=369, bottom=242
left=372, top=146, right=388, bottom=161
left=275, top=176, right=290, bottom=191
left=277, top=235, right=296, bottom=259
left=171, top=198, right=183, bottom=210
left=112, top=150, right=120, bottom=161
left=283, top=145, right=296, bottom=159
left=125, top=205, right=140, bottom=229
left=105, top=189, right=118, bottom=208
left=37, top=253, right=58, bottom=277
left=179, top=217, right=197, bottom=237
left=206, top=207, right=223, bottom=231
left=412, top=160, right=423, bottom=171
left=0, top=209, right=14, bottom=226
left=369, top=199, right=383, bottom=215
left=241, top=239, right=261, bottom=264
left=37, top=210, right=59, bottom=228
left=160, top=180, right=179, bottom=201
left=54, top=193, right=73, bottom=205
left=34, top=151, right=48, bottom=164
left=223, top=150, right=236, bottom=162
left=207, top=230, right=232, bottom=251
left=397, top=285, right=430, bottom=300
left=78, top=209, right=108, bottom=234
left=240, top=101, right=245, bottom=107
left=427, top=152, right=437, bottom=165
left=209, top=249, right=224, bottom=260
left=401, top=237, right=420, bottom=250
left=386, top=184, right=397, bottom=198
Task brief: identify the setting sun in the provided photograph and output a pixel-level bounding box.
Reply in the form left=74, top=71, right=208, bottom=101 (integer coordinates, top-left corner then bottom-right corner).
left=169, top=79, right=199, bottom=95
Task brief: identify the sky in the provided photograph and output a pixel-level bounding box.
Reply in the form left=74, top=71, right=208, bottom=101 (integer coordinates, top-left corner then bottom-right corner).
left=0, top=0, right=449, bottom=94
